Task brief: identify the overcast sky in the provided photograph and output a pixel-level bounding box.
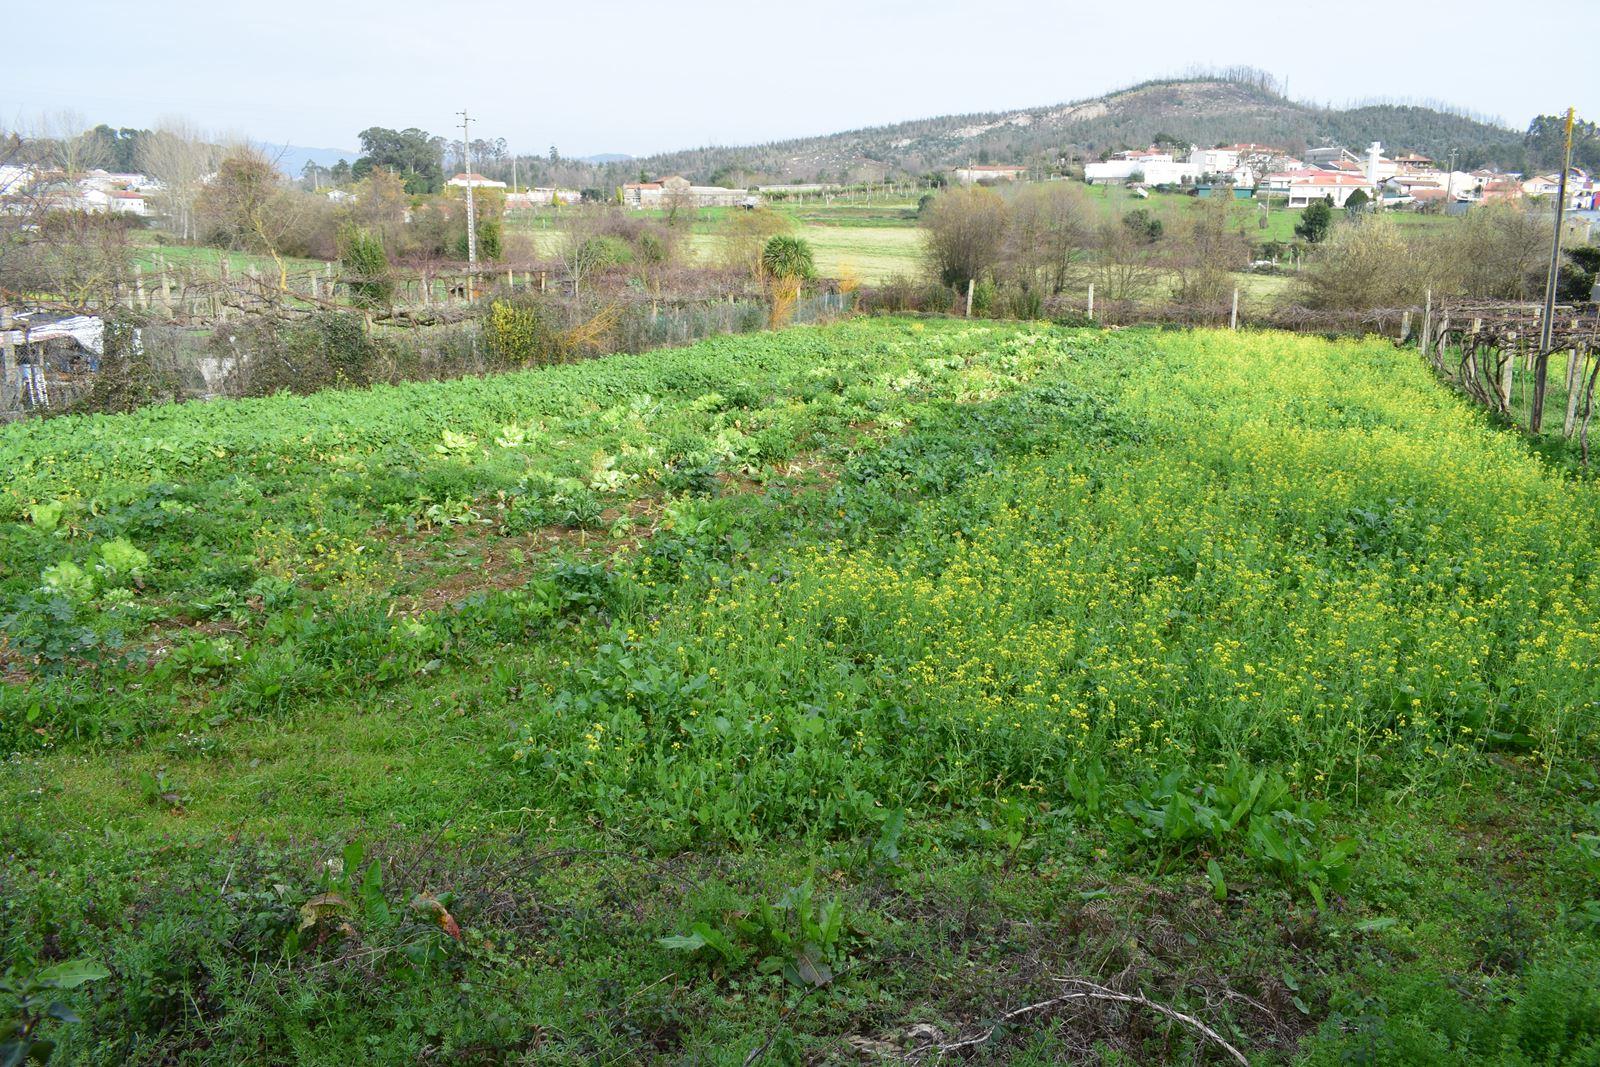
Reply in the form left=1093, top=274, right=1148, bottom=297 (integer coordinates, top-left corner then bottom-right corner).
left=6, top=0, right=1589, bottom=157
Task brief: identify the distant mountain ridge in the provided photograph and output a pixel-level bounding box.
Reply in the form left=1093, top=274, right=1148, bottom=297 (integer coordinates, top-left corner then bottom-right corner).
left=596, top=76, right=1529, bottom=185
left=265, top=143, right=359, bottom=177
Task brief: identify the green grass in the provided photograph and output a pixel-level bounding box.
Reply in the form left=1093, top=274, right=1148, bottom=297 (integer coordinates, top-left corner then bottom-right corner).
left=507, top=183, right=1465, bottom=293
left=128, top=232, right=326, bottom=280
left=6, top=320, right=1598, bottom=1064
left=1080, top=185, right=1464, bottom=247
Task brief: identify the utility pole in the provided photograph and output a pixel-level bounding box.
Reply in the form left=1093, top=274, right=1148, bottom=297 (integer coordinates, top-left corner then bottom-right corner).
left=458, top=109, right=478, bottom=301
left=1532, top=107, right=1576, bottom=433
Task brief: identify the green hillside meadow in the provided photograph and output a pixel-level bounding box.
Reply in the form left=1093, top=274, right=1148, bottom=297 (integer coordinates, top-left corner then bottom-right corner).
left=3, top=319, right=1599, bottom=1063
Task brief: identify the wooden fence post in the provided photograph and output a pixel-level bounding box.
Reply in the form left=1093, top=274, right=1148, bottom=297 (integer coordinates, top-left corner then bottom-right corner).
left=965, top=277, right=975, bottom=318
left=1087, top=283, right=1095, bottom=322
left=1400, top=310, right=1411, bottom=343
left=1420, top=289, right=1432, bottom=360
left=1230, top=287, right=1239, bottom=330
left=1565, top=349, right=1582, bottom=437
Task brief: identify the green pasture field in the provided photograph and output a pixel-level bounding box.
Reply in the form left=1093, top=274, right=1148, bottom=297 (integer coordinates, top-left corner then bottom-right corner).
left=3, top=319, right=1598, bottom=1063
left=1081, top=185, right=1462, bottom=245
left=128, top=232, right=326, bottom=280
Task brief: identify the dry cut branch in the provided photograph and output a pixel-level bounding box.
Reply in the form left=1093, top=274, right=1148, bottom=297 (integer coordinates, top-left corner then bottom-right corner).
left=910, top=977, right=1249, bottom=1064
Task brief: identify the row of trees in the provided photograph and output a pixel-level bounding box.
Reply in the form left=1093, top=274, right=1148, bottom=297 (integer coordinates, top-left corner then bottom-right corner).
left=920, top=183, right=1254, bottom=314
left=1292, top=203, right=1587, bottom=310
left=914, top=180, right=1587, bottom=320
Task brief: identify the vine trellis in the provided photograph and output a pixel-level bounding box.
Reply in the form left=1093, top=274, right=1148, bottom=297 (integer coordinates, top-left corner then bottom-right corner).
left=1422, top=299, right=1600, bottom=458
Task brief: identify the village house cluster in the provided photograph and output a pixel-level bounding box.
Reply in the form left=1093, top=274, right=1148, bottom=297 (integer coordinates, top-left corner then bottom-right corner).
left=0, top=165, right=161, bottom=216
left=1079, top=141, right=1597, bottom=212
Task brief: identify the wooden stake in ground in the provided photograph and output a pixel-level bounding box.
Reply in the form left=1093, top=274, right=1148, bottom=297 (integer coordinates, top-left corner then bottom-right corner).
left=1565, top=349, right=1583, bottom=438
left=1230, top=287, right=1239, bottom=330
left=1087, top=283, right=1095, bottom=322
left=965, top=277, right=975, bottom=318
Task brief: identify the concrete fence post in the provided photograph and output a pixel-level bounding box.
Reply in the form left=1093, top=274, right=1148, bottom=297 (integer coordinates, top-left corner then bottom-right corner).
left=1, top=306, right=16, bottom=412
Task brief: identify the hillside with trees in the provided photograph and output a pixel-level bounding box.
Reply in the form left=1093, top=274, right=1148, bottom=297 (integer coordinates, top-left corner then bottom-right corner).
left=554, top=71, right=1529, bottom=187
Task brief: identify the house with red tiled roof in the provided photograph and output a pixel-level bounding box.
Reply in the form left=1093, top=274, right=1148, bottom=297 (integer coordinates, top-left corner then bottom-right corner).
left=1392, top=154, right=1436, bottom=173
left=1262, top=168, right=1375, bottom=207
left=1480, top=178, right=1524, bottom=202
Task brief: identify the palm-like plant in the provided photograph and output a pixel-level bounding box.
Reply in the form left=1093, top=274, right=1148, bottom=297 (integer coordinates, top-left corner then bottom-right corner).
left=761, top=236, right=815, bottom=327
left=760, top=235, right=815, bottom=282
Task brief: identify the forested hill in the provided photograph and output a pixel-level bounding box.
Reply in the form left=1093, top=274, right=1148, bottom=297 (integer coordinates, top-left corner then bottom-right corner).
left=584, top=76, right=1529, bottom=187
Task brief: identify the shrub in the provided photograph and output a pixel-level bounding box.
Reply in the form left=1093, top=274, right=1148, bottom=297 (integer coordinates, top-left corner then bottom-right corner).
left=483, top=299, right=561, bottom=366
left=1295, top=200, right=1334, bottom=243
left=338, top=224, right=393, bottom=309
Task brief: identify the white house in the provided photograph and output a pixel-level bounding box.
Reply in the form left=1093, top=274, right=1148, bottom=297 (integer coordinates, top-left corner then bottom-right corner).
left=446, top=172, right=508, bottom=190
left=77, top=187, right=112, bottom=212
left=1084, top=148, right=1201, bottom=186
left=753, top=183, right=836, bottom=194
left=82, top=169, right=160, bottom=192
left=1523, top=170, right=1596, bottom=209
left=107, top=190, right=149, bottom=216
left=1273, top=170, right=1374, bottom=208
left=0, top=165, right=36, bottom=196
left=1190, top=144, right=1301, bottom=188
left=506, top=187, right=581, bottom=208
left=621, top=174, right=754, bottom=209
left=950, top=164, right=1028, bottom=183
left=1189, top=147, right=1240, bottom=175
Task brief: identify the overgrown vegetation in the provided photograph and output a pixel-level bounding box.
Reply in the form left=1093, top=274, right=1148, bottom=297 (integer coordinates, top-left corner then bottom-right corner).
left=3, top=319, right=1598, bottom=1062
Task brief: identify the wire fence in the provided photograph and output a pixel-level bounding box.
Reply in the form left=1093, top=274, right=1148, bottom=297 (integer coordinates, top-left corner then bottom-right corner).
left=7, top=255, right=1597, bottom=434
left=1, top=282, right=859, bottom=419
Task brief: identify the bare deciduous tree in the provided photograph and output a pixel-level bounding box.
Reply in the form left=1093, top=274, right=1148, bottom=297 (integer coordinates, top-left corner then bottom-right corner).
left=1169, top=191, right=1252, bottom=312
left=558, top=205, right=623, bottom=314
left=195, top=146, right=307, bottom=289
left=37, top=110, right=110, bottom=179
left=1093, top=217, right=1164, bottom=304
left=1003, top=182, right=1092, bottom=296
left=1446, top=202, right=1552, bottom=301
left=921, top=185, right=1008, bottom=290
left=718, top=208, right=792, bottom=279
left=137, top=120, right=221, bottom=242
